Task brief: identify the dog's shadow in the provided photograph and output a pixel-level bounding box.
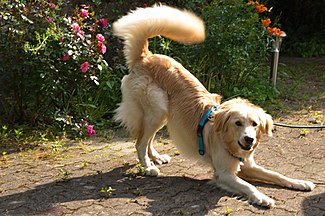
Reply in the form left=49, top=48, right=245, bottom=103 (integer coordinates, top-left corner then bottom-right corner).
left=302, top=192, right=325, bottom=216
left=0, top=165, right=231, bottom=215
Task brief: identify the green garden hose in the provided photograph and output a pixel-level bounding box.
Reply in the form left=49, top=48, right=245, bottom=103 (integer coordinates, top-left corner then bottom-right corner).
left=274, top=122, right=325, bottom=129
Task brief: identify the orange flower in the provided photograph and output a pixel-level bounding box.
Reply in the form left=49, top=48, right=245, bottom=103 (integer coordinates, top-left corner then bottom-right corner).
left=267, top=27, right=286, bottom=36
left=256, top=4, right=268, bottom=13
left=247, top=1, right=267, bottom=12
left=275, top=29, right=286, bottom=36
left=261, top=18, right=271, bottom=27
left=267, top=27, right=273, bottom=35
left=246, top=1, right=255, bottom=6
left=274, top=28, right=281, bottom=36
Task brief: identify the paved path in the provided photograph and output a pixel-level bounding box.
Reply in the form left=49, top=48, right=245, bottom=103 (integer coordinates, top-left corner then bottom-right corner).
left=1, top=120, right=324, bottom=215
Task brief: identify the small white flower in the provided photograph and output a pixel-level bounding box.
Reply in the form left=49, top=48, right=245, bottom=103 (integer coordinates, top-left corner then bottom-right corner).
left=90, top=75, right=99, bottom=85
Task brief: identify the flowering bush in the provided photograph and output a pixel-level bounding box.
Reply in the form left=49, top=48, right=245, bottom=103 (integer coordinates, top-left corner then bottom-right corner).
left=55, top=4, right=110, bottom=86
left=0, top=0, right=287, bottom=138
left=247, top=1, right=286, bottom=37
left=0, top=0, right=120, bottom=137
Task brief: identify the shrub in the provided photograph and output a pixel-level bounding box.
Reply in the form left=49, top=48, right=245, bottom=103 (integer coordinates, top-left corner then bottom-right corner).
left=0, top=0, right=285, bottom=139
left=0, top=0, right=121, bottom=137
left=283, top=37, right=325, bottom=57
left=166, top=0, right=279, bottom=105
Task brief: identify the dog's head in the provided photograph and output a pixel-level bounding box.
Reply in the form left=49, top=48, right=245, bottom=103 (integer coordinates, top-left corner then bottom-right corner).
left=213, top=98, right=273, bottom=155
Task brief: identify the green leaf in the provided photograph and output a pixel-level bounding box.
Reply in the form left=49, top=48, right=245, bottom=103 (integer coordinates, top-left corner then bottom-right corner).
left=106, top=81, right=112, bottom=89
left=80, top=104, right=97, bottom=108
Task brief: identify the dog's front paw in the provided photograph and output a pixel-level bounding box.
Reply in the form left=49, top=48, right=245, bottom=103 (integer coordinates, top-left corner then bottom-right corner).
left=288, top=179, right=315, bottom=191
left=248, top=191, right=275, bottom=207
left=145, top=165, right=160, bottom=176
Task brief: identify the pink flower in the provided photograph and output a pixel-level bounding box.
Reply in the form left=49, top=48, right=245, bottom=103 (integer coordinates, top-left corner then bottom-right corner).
left=86, top=125, right=96, bottom=136
left=143, top=4, right=148, bottom=7
left=45, top=16, right=53, bottom=23
left=99, top=18, right=108, bottom=27
left=98, top=43, right=106, bottom=54
left=61, top=55, right=70, bottom=61
left=80, top=61, right=89, bottom=73
left=71, top=23, right=80, bottom=32
left=50, top=3, right=55, bottom=9
left=96, top=34, right=105, bottom=42
left=76, top=31, right=84, bottom=38
left=80, top=9, right=89, bottom=18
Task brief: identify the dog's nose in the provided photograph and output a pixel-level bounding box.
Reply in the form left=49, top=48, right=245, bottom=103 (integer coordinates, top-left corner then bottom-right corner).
left=244, top=136, right=254, bottom=145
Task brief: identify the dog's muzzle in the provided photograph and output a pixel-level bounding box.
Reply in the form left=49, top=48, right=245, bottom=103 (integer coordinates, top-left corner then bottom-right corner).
left=238, top=136, right=255, bottom=151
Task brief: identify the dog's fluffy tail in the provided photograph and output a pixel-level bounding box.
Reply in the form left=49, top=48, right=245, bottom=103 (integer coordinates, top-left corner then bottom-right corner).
left=113, top=5, right=205, bottom=66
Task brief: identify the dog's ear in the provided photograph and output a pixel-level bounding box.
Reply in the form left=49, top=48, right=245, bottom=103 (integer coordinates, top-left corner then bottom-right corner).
left=213, top=110, right=231, bottom=132
left=260, top=112, right=273, bottom=136
left=211, top=93, right=222, bottom=104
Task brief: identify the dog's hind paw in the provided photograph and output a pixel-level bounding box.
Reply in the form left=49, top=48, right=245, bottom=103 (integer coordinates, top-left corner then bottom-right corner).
left=151, top=154, right=171, bottom=165
left=145, top=165, right=160, bottom=176
left=155, top=154, right=171, bottom=165
left=249, top=191, right=275, bottom=207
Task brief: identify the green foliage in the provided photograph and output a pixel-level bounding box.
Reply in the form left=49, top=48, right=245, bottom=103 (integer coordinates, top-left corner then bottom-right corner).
left=0, top=122, right=55, bottom=152
left=150, top=35, right=173, bottom=56
left=0, top=0, right=283, bottom=141
left=58, top=168, right=72, bottom=181
left=100, top=186, right=116, bottom=198
left=174, top=0, right=276, bottom=104
left=0, top=0, right=122, bottom=138
left=0, top=125, right=9, bottom=142
left=282, top=37, right=325, bottom=57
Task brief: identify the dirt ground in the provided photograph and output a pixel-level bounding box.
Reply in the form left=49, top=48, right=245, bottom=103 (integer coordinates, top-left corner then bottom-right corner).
left=0, top=57, right=324, bottom=215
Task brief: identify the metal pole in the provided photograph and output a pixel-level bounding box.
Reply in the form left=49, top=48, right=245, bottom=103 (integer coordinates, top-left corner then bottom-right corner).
left=270, top=36, right=282, bottom=87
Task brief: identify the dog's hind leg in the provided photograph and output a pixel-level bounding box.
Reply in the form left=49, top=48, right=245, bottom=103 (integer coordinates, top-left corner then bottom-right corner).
left=116, top=75, right=170, bottom=176
left=135, top=83, right=170, bottom=176
left=147, top=118, right=171, bottom=165
left=136, top=111, right=168, bottom=176
left=148, top=141, right=171, bottom=165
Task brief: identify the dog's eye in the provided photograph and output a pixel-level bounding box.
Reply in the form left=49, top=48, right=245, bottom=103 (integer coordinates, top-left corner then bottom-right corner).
left=235, top=121, right=242, bottom=126
left=252, top=121, right=258, bottom=127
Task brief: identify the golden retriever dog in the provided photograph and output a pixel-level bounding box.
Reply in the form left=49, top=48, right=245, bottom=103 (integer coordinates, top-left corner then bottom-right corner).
left=113, top=5, right=315, bottom=207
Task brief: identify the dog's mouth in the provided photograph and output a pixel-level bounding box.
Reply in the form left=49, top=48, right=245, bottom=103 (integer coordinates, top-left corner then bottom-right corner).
left=238, top=141, right=252, bottom=151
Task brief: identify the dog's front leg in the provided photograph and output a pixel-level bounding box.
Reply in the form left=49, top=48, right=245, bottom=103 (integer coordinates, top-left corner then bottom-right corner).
left=240, top=160, right=315, bottom=191
left=215, top=171, right=275, bottom=207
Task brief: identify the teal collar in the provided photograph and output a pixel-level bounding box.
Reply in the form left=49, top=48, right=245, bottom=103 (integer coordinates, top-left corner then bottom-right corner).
left=197, top=105, right=218, bottom=156
left=197, top=105, right=245, bottom=162
left=230, top=152, right=245, bottom=162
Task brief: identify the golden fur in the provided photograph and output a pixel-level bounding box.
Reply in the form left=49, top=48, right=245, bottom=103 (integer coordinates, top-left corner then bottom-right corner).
left=113, top=5, right=315, bottom=207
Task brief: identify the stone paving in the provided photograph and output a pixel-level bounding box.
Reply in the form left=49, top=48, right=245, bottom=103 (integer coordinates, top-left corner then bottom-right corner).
left=0, top=117, right=324, bottom=216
